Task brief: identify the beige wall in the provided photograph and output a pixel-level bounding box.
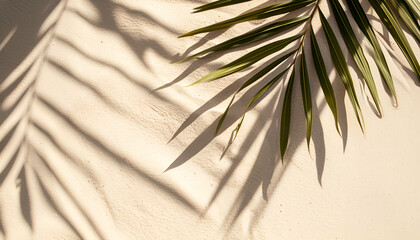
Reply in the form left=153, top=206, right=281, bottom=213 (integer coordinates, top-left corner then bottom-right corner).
left=1, top=0, right=420, bottom=239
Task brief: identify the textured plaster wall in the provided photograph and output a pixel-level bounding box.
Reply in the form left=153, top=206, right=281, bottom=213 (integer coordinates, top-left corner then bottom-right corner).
left=1, top=0, right=420, bottom=239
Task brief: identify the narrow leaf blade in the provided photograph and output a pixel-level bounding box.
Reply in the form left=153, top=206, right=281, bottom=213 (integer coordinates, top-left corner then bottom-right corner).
left=280, top=68, right=295, bottom=161
left=300, top=49, right=312, bottom=149
left=319, top=9, right=365, bottom=132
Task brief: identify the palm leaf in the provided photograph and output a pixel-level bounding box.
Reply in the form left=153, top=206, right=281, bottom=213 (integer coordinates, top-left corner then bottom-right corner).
left=177, top=0, right=420, bottom=160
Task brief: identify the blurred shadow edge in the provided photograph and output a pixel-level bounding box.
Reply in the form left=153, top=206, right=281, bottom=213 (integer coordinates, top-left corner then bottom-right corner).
left=0, top=0, right=66, bottom=237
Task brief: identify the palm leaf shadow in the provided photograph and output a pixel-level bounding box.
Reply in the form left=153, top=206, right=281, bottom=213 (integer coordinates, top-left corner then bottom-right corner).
left=1, top=0, right=207, bottom=238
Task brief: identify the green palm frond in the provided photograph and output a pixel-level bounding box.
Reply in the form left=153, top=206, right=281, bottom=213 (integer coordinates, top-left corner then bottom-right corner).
left=177, top=0, right=420, bottom=159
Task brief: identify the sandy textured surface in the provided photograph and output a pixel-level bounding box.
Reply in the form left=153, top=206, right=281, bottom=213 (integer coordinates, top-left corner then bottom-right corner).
left=1, top=0, right=420, bottom=239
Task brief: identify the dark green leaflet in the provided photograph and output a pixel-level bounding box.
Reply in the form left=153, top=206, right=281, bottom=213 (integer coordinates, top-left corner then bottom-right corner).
left=300, top=49, right=312, bottom=149
left=319, top=9, right=365, bottom=132
left=280, top=68, right=295, bottom=161
left=310, top=27, right=340, bottom=135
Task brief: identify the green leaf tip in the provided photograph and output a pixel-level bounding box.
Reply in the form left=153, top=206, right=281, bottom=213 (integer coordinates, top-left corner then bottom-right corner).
left=319, top=9, right=365, bottom=132
left=330, top=0, right=383, bottom=118
left=280, top=68, right=295, bottom=161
